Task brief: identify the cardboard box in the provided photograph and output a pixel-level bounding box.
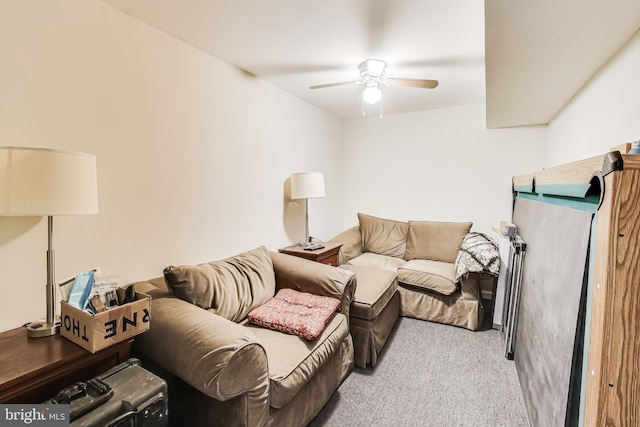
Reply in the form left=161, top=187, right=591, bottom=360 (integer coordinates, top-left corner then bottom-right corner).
left=60, top=292, right=151, bottom=353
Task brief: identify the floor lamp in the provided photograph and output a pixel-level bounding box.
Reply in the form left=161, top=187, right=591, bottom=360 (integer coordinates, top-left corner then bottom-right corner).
left=290, top=172, right=325, bottom=248
left=0, top=147, right=99, bottom=337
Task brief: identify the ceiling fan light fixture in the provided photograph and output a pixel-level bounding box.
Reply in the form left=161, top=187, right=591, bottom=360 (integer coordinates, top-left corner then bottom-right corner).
left=362, top=83, right=382, bottom=104
left=310, top=58, right=437, bottom=114
left=360, top=59, right=386, bottom=78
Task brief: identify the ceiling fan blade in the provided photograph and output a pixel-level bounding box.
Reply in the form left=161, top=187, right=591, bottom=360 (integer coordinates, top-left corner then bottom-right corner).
left=309, top=81, right=358, bottom=89
left=388, top=78, right=439, bottom=89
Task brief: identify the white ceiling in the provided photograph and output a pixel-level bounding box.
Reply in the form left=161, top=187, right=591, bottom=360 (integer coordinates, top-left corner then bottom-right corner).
left=101, top=0, right=639, bottom=127
left=485, top=0, right=640, bottom=128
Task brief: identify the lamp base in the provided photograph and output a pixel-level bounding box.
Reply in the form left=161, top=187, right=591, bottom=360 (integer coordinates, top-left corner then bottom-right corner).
left=26, top=320, right=60, bottom=338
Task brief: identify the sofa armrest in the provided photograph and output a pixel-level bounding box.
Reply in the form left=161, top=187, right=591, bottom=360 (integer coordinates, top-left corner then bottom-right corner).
left=329, top=225, right=363, bottom=264
left=132, top=280, right=269, bottom=425
left=461, top=272, right=496, bottom=301
left=270, top=251, right=357, bottom=319
left=459, top=274, right=481, bottom=301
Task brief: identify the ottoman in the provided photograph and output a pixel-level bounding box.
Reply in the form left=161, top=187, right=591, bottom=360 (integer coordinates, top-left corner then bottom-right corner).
left=340, top=265, right=400, bottom=368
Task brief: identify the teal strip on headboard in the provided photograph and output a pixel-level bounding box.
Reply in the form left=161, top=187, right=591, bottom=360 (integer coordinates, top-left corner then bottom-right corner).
left=513, top=184, right=534, bottom=193
left=515, top=192, right=600, bottom=213
left=536, top=183, right=592, bottom=199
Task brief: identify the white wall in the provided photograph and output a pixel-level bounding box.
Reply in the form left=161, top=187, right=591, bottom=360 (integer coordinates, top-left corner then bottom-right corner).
left=343, top=104, right=547, bottom=234
left=0, top=0, right=344, bottom=332
left=548, top=30, right=640, bottom=165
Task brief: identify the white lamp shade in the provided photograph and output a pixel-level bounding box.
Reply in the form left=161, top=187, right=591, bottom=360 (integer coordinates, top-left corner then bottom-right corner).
left=0, top=146, right=99, bottom=216
left=290, top=172, right=326, bottom=199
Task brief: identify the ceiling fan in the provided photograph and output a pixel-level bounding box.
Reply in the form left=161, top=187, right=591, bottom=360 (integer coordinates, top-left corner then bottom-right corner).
left=310, top=59, right=439, bottom=106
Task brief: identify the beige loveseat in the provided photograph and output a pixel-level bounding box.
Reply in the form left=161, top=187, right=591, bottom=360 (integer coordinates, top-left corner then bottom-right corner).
left=132, top=246, right=356, bottom=427
left=331, top=213, right=499, bottom=333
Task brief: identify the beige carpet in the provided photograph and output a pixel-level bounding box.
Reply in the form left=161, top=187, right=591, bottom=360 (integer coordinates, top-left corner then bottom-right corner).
left=309, top=316, right=530, bottom=427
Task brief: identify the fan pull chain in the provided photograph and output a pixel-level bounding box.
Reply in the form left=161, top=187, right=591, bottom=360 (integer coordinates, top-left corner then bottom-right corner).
left=361, top=98, right=384, bottom=117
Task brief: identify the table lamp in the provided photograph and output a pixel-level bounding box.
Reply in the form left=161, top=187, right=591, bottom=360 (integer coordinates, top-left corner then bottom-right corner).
left=0, top=147, right=99, bottom=337
left=290, top=172, right=325, bottom=248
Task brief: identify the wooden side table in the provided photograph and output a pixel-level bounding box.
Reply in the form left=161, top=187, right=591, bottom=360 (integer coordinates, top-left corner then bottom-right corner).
left=0, top=326, right=132, bottom=403
left=279, top=242, right=343, bottom=266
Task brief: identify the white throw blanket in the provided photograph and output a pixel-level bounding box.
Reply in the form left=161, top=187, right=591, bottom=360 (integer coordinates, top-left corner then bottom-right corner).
left=455, top=232, right=500, bottom=281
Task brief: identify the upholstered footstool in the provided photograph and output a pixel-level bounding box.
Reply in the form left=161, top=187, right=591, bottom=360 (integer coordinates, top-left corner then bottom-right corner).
left=340, top=264, right=400, bottom=368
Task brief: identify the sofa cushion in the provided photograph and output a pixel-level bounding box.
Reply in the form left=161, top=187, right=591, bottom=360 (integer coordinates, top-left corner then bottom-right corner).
left=398, top=259, right=458, bottom=295
left=244, top=312, right=350, bottom=409
left=347, top=252, right=406, bottom=272
left=247, top=289, right=340, bottom=340
left=163, top=246, right=276, bottom=323
left=404, top=221, right=472, bottom=262
left=340, top=264, right=398, bottom=321
left=358, top=213, right=409, bottom=258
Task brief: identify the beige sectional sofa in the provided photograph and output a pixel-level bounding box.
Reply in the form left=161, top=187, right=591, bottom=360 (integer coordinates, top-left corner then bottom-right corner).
left=132, top=246, right=356, bottom=427
left=330, top=213, right=499, bottom=366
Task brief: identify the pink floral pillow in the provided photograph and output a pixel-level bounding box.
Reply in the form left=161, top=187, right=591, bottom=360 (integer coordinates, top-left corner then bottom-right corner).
left=248, top=288, right=340, bottom=340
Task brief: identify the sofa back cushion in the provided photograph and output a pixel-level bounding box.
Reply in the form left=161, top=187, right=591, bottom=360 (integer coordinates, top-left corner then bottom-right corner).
left=404, top=221, right=472, bottom=262
left=164, top=245, right=276, bottom=322
left=358, top=213, right=409, bottom=258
